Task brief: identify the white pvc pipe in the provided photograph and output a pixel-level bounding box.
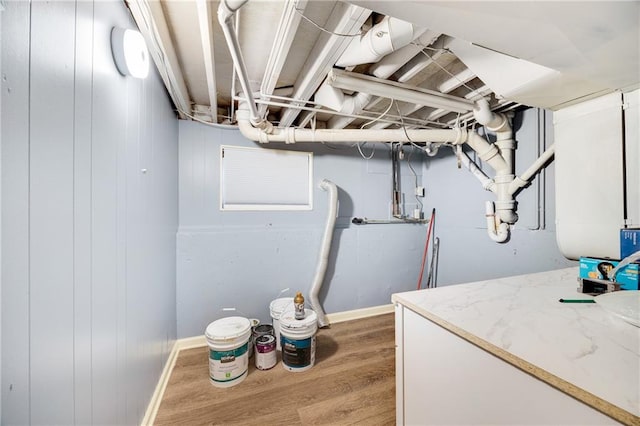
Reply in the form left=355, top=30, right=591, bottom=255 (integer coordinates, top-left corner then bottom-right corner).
left=217, top=0, right=272, bottom=131
left=370, top=29, right=438, bottom=79
left=458, top=150, right=495, bottom=191
left=335, top=16, right=415, bottom=68
left=485, top=201, right=509, bottom=243
left=465, top=132, right=508, bottom=173
left=473, top=98, right=509, bottom=132
left=509, top=143, right=555, bottom=194
left=236, top=105, right=467, bottom=144
left=310, top=179, right=338, bottom=328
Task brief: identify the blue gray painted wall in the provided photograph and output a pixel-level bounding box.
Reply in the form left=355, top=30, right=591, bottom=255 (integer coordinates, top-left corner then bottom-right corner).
left=176, top=108, right=573, bottom=338
left=1, top=1, right=178, bottom=424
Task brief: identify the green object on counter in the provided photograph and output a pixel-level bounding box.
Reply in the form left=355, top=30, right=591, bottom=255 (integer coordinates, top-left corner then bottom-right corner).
left=558, top=298, right=596, bottom=303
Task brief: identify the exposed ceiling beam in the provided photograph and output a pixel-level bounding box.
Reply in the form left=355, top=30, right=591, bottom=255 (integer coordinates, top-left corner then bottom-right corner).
left=437, top=68, right=476, bottom=94
left=259, top=0, right=308, bottom=118
left=278, top=2, right=371, bottom=128
left=126, top=0, right=191, bottom=119
left=397, top=48, right=446, bottom=84
left=195, top=0, right=218, bottom=122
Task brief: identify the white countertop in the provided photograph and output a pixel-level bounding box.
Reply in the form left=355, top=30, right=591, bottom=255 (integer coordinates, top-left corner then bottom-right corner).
left=392, top=267, right=639, bottom=424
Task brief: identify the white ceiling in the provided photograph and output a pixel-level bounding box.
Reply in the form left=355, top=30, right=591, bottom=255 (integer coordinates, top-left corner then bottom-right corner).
left=126, top=0, right=639, bottom=129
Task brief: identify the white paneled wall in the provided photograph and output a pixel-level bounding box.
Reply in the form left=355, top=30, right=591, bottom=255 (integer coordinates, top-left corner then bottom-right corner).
left=1, top=1, right=178, bottom=424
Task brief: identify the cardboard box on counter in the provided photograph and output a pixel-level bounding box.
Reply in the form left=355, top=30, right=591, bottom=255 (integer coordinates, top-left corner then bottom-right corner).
left=620, top=228, right=640, bottom=259
left=579, top=257, right=639, bottom=291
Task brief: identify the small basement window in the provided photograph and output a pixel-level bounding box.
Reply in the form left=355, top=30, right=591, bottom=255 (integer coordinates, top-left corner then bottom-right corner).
left=220, top=145, right=313, bottom=211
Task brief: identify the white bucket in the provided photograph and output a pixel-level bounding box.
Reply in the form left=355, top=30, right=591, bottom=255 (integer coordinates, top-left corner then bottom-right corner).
left=269, top=297, right=293, bottom=351
left=280, top=309, right=318, bottom=372
left=205, top=316, right=251, bottom=388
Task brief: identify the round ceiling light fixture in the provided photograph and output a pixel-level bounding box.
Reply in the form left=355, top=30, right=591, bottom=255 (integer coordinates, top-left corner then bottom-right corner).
left=110, top=27, right=150, bottom=79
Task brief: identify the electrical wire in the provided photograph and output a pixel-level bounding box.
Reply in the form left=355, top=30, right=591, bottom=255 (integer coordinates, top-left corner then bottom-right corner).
left=360, top=98, right=395, bottom=129
left=355, top=98, right=396, bottom=160
left=406, top=145, right=423, bottom=211
left=356, top=142, right=376, bottom=160
left=294, top=8, right=363, bottom=38
left=394, top=100, right=414, bottom=144
left=416, top=208, right=436, bottom=290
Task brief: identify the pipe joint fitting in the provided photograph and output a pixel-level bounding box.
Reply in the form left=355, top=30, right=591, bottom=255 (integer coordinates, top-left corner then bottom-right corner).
left=485, top=113, right=510, bottom=133
left=453, top=128, right=467, bottom=145
left=285, top=128, right=297, bottom=144
left=483, top=180, right=496, bottom=192
left=251, top=118, right=274, bottom=134
left=494, top=173, right=514, bottom=184
left=496, top=138, right=515, bottom=150
left=477, top=143, right=501, bottom=163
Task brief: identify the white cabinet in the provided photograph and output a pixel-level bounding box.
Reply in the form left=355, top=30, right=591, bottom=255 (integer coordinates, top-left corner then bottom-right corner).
left=395, top=305, right=621, bottom=425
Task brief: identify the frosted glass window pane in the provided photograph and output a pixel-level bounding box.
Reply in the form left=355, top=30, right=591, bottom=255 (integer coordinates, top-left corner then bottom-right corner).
left=221, top=146, right=312, bottom=210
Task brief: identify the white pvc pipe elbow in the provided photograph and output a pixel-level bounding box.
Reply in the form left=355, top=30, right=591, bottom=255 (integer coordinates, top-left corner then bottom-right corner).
left=473, top=98, right=509, bottom=132
left=309, top=179, right=338, bottom=328
left=485, top=201, right=510, bottom=243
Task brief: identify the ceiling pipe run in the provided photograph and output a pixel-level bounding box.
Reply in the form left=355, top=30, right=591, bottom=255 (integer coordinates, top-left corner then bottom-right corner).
left=236, top=103, right=467, bottom=144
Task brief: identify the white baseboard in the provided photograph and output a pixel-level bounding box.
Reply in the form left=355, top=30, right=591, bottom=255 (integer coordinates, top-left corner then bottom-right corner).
left=141, top=340, right=181, bottom=426
left=326, top=303, right=394, bottom=324
left=140, top=304, right=393, bottom=425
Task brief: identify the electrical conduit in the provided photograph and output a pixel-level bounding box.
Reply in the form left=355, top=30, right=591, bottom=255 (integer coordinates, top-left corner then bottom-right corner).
left=310, top=179, right=338, bottom=328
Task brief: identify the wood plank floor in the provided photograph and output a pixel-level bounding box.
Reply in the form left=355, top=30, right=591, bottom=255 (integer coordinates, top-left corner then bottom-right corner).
left=154, top=313, right=395, bottom=425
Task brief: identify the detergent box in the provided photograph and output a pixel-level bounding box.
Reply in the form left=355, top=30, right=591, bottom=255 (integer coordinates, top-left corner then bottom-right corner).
left=579, top=257, right=639, bottom=291
left=620, top=228, right=640, bottom=259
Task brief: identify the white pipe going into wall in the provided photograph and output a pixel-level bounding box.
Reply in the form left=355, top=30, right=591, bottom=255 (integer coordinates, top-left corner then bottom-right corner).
left=310, top=179, right=338, bottom=328
left=509, top=143, right=555, bottom=194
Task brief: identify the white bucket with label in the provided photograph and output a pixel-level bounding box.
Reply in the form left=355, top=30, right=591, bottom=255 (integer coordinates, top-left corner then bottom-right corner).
left=280, top=309, right=318, bottom=372
left=269, top=297, right=293, bottom=351
left=205, top=316, right=251, bottom=388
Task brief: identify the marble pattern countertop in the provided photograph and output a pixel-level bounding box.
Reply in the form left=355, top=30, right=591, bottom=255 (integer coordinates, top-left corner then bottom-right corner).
left=392, top=267, right=639, bottom=424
